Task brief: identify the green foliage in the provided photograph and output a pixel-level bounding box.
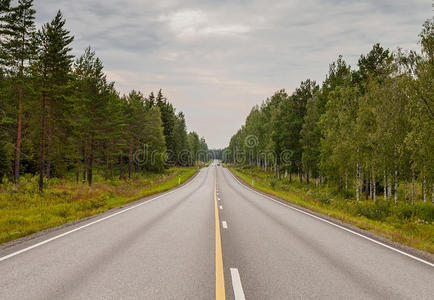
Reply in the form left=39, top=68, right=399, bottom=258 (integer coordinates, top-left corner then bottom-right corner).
left=227, top=19, right=434, bottom=207
left=355, top=200, right=391, bottom=221
left=395, top=203, right=434, bottom=223
left=0, top=2, right=209, bottom=191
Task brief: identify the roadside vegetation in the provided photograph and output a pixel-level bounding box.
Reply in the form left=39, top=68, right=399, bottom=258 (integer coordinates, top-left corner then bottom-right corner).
left=0, top=167, right=197, bottom=244
left=223, top=19, right=433, bottom=252
left=231, top=166, right=433, bottom=253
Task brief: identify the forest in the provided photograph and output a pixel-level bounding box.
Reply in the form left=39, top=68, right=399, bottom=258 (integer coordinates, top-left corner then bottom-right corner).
left=0, top=0, right=209, bottom=193
left=225, top=19, right=433, bottom=206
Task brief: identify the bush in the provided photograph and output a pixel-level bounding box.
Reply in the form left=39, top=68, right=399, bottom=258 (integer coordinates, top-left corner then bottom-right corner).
left=355, top=200, right=391, bottom=221
left=340, top=189, right=354, bottom=200
left=395, top=203, right=434, bottom=223
left=318, top=193, right=332, bottom=205
left=269, top=178, right=280, bottom=190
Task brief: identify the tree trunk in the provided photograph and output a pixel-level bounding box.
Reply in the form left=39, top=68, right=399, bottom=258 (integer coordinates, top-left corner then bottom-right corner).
left=394, top=150, right=398, bottom=205
left=432, top=183, right=434, bottom=204
left=82, top=144, right=87, bottom=184
left=75, top=160, right=80, bottom=184
left=423, top=175, right=426, bottom=203
left=38, top=91, right=46, bottom=193
left=356, top=164, right=360, bottom=201
left=344, top=173, right=347, bottom=190
left=388, top=177, right=392, bottom=202
left=87, top=135, right=93, bottom=186
left=412, top=168, right=415, bottom=204
left=110, top=153, right=113, bottom=179
left=365, top=177, right=369, bottom=200
left=128, top=143, right=133, bottom=179
left=371, top=168, right=376, bottom=202
left=105, top=149, right=109, bottom=181
left=119, top=154, right=123, bottom=180
left=383, top=171, right=387, bottom=201
left=46, top=111, right=52, bottom=180
left=404, top=181, right=408, bottom=204
left=14, top=87, right=23, bottom=185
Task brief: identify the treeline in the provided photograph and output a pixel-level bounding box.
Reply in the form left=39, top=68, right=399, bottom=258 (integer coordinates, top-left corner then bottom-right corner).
left=226, top=19, right=433, bottom=205
left=0, top=1, right=208, bottom=191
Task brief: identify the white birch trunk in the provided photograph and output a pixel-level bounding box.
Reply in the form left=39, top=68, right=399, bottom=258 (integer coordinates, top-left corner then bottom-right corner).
left=404, top=181, right=408, bottom=204
left=388, top=177, right=392, bottom=202
left=384, top=171, right=387, bottom=201
left=412, top=168, right=415, bottom=204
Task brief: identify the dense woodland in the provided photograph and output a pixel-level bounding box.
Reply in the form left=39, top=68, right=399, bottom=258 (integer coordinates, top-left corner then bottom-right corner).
left=0, top=0, right=208, bottom=192
left=226, top=19, right=433, bottom=205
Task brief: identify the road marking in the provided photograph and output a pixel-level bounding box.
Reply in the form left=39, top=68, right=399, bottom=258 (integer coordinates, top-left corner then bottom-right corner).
left=222, top=221, right=228, bottom=229
left=230, top=268, right=246, bottom=300
left=217, top=197, right=221, bottom=201
left=0, top=170, right=202, bottom=263
left=226, top=169, right=434, bottom=268
left=219, top=205, right=223, bottom=210
left=215, top=168, right=226, bottom=300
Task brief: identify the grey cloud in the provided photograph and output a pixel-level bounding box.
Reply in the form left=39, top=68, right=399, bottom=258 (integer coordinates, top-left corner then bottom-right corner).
left=33, top=0, right=433, bottom=148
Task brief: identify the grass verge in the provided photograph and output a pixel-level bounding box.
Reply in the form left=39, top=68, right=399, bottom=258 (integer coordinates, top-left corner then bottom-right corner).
left=0, top=167, right=197, bottom=245
left=230, top=166, right=434, bottom=254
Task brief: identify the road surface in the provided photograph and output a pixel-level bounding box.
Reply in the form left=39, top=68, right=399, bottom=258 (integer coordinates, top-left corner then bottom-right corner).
left=0, top=163, right=433, bottom=299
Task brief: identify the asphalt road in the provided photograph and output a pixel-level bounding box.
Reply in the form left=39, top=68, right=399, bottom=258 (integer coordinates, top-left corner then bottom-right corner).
left=0, top=163, right=433, bottom=299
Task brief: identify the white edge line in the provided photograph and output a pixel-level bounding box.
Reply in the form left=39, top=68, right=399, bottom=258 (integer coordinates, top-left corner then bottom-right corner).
left=0, top=172, right=200, bottom=262
left=230, top=268, right=246, bottom=300
left=226, top=169, right=434, bottom=268
left=222, top=221, right=228, bottom=229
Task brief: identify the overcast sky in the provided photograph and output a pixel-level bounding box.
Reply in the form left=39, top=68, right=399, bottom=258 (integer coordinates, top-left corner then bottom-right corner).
left=34, top=0, right=432, bottom=148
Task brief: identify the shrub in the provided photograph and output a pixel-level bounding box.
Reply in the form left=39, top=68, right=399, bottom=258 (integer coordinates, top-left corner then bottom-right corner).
left=269, top=178, right=280, bottom=190
left=318, top=193, right=332, bottom=205
left=340, top=189, right=354, bottom=200
left=355, top=200, right=391, bottom=221
left=395, top=203, right=434, bottom=223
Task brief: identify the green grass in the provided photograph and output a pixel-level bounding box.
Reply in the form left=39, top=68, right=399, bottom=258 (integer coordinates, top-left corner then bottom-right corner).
left=230, top=166, right=434, bottom=254
left=0, top=167, right=197, bottom=245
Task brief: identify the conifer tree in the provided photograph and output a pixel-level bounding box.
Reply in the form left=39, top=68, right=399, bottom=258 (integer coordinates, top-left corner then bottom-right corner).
left=32, top=10, right=73, bottom=191
left=0, top=0, right=35, bottom=184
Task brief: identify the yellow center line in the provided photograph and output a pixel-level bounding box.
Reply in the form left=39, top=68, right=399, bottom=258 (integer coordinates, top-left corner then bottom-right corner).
left=215, top=167, right=226, bottom=300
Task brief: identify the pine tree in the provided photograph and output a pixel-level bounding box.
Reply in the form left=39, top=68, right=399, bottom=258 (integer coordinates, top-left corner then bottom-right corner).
left=0, top=0, right=35, bottom=184
left=173, top=112, right=189, bottom=166
left=73, top=47, right=108, bottom=186
left=143, top=106, right=166, bottom=171
left=32, top=10, right=74, bottom=191
left=155, top=90, right=176, bottom=165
